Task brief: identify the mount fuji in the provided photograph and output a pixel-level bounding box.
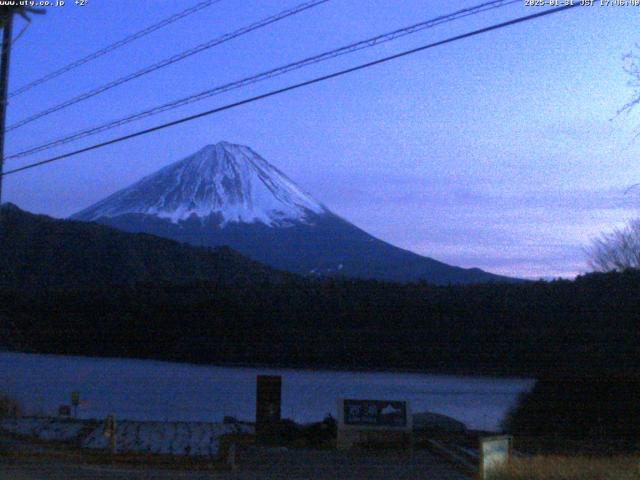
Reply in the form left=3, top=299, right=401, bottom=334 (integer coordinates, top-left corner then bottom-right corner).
left=72, top=142, right=513, bottom=284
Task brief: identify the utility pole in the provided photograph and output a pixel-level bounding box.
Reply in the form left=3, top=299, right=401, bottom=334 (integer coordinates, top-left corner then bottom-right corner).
left=0, top=6, right=43, bottom=228
left=0, top=8, right=14, bottom=210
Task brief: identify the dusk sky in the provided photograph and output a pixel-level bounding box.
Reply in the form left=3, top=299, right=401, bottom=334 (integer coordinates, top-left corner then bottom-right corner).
left=4, top=0, right=640, bottom=279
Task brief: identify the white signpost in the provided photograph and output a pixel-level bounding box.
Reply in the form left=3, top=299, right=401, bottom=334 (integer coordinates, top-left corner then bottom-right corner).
left=336, top=398, right=412, bottom=450
left=479, top=435, right=513, bottom=479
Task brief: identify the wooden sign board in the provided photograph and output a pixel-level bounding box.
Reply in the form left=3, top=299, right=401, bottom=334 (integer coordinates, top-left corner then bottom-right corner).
left=479, top=435, right=513, bottom=479
left=337, top=398, right=412, bottom=449
left=256, top=375, right=282, bottom=444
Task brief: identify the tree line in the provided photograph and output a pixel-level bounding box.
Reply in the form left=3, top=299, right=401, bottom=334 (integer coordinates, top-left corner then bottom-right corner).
left=2, top=269, right=638, bottom=379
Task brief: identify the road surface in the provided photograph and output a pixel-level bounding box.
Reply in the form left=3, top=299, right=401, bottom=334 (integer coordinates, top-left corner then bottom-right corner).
left=0, top=434, right=470, bottom=480
left=0, top=435, right=471, bottom=479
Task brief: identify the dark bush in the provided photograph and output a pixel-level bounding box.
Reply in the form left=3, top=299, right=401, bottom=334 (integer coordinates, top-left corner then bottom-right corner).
left=0, top=394, right=22, bottom=418
left=270, top=416, right=336, bottom=448
left=504, top=376, right=640, bottom=440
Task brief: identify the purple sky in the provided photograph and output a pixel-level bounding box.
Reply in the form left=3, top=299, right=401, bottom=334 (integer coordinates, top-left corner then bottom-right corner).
left=4, top=1, right=640, bottom=279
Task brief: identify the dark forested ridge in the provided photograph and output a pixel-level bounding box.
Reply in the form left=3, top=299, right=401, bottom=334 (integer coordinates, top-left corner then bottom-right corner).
left=2, top=272, right=639, bottom=378
left=0, top=203, right=291, bottom=288
left=0, top=204, right=638, bottom=378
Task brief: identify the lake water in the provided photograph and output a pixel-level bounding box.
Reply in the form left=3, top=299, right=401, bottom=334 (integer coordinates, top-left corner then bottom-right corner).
left=1, top=351, right=534, bottom=431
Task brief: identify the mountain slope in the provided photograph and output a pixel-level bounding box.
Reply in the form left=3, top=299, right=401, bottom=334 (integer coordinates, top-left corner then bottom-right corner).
left=73, top=142, right=515, bottom=285
left=0, top=203, right=290, bottom=290
left=75, top=142, right=326, bottom=226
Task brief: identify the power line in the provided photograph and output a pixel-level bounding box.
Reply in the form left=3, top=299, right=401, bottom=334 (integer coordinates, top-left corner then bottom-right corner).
left=7, top=0, right=518, bottom=161
left=1, top=4, right=580, bottom=178
left=11, top=20, right=30, bottom=47
left=6, top=0, right=329, bottom=132
left=8, top=0, right=221, bottom=98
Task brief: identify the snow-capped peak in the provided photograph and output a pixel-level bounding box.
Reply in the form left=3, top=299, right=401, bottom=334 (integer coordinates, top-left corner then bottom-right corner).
left=73, top=142, right=327, bottom=226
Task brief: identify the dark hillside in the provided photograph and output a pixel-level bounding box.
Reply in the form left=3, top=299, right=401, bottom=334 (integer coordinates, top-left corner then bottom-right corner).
left=1, top=204, right=638, bottom=378
left=0, top=203, right=290, bottom=289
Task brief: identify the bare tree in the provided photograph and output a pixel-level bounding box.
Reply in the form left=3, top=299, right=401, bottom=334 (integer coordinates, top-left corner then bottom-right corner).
left=588, top=49, right=640, bottom=272
left=618, top=46, right=640, bottom=117
left=588, top=219, right=640, bottom=272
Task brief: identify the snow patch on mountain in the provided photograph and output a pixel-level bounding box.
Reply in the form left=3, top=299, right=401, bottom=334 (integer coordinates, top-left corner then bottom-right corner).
left=73, top=142, right=327, bottom=227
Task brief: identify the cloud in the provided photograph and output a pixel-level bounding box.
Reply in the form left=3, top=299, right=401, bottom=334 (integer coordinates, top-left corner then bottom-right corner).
left=322, top=176, right=639, bottom=279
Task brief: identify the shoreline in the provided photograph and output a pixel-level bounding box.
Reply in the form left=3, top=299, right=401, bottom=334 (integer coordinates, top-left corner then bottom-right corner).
left=0, top=348, right=534, bottom=381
